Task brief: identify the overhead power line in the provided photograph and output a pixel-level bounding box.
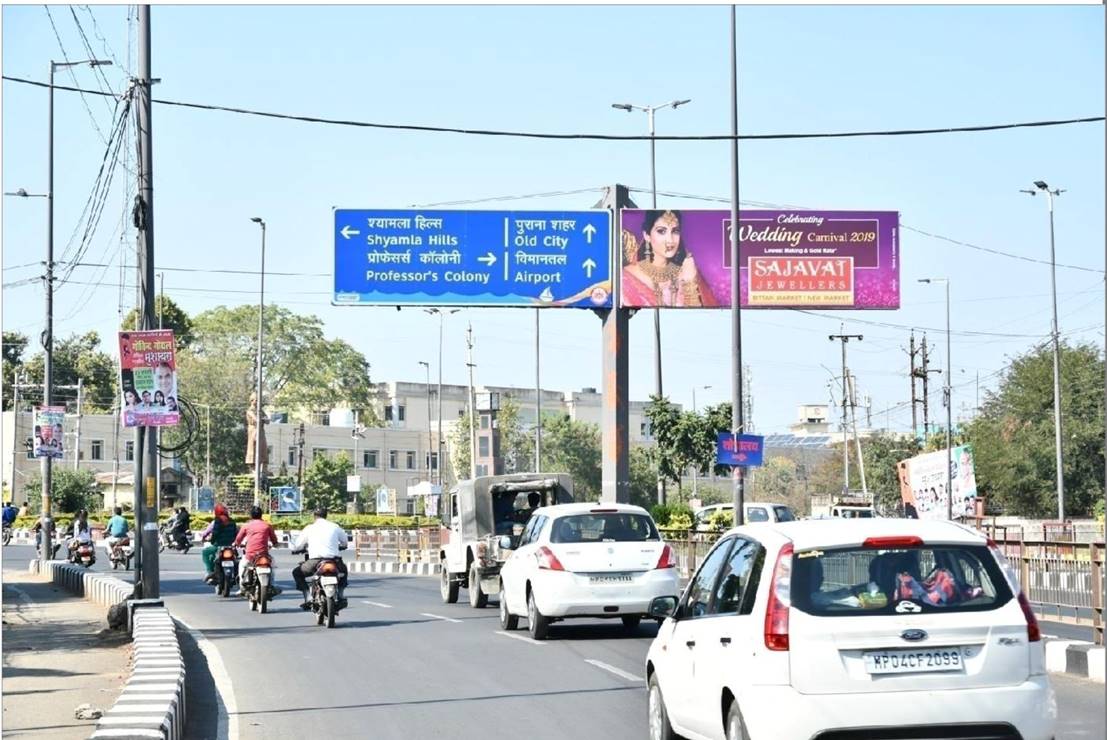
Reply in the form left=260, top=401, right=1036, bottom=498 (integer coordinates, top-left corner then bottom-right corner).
left=3, top=75, right=1103, bottom=142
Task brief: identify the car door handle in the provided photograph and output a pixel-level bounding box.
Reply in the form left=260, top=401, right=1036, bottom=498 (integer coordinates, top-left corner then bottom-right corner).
left=685, top=640, right=696, bottom=648
left=719, top=637, right=732, bottom=646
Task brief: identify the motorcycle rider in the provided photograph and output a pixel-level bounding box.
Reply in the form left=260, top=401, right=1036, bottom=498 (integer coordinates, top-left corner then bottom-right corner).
left=65, top=510, right=93, bottom=558
left=2, top=501, right=18, bottom=528
left=290, top=507, right=349, bottom=611
left=200, top=503, right=239, bottom=585
left=33, top=517, right=57, bottom=555
left=105, top=506, right=129, bottom=549
left=169, top=506, right=191, bottom=549
left=232, top=505, right=282, bottom=597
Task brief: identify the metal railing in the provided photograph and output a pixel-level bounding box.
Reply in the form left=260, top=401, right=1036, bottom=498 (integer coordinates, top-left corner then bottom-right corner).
left=354, top=527, right=441, bottom=563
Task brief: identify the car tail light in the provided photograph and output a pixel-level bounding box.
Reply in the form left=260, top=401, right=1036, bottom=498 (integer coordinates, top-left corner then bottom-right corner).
left=254, top=555, right=271, bottom=567
left=319, top=561, right=339, bottom=575
left=535, top=546, right=565, bottom=571
left=1017, top=592, right=1041, bottom=642
left=655, top=544, right=677, bottom=569
left=862, top=536, right=924, bottom=549
left=764, top=543, right=793, bottom=651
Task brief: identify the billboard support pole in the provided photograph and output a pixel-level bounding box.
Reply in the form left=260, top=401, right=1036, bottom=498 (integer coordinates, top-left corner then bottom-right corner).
left=729, top=6, right=747, bottom=525
left=597, top=185, right=634, bottom=504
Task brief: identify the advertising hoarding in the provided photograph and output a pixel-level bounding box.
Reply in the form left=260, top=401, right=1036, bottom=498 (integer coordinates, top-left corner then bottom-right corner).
left=118, top=330, right=180, bottom=428
left=33, top=406, right=66, bottom=459
left=619, top=209, right=899, bottom=309
left=897, top=445, right=977, bottom=521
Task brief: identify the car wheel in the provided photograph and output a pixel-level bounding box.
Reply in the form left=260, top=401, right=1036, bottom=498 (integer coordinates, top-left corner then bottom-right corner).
left=527, top=589, right=549, bottom=641
left=499, top=583, right=519, bottom=630
left=621, top=615, right=642, bottom=631
left=725, top=700, right=749, bottom=740
left=440, top=563, right=459, bottom=604
left=647, top=673, right=678, bottom=740
left=468, top=563, right=488, bottom=608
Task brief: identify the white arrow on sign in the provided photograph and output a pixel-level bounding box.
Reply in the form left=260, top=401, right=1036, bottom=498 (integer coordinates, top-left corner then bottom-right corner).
left=341, top=225, right=361, bottom=239
left=477, top=252, right=497, bottom=267
left=582, top=258, right=597, bottom=278
left=582, top=223, right=597, bottom=244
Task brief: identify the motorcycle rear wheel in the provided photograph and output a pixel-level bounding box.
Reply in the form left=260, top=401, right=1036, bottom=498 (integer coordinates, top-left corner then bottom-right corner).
left=259, top=584, right=269, bottom=614
left=326, top=595, right=336, bottom=628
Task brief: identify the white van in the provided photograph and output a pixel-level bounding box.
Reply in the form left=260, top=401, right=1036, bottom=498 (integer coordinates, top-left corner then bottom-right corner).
left=693, top=502, right=796, bottom=531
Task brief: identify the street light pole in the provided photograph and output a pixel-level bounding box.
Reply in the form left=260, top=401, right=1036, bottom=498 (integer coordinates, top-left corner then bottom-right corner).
left=691, top=385, right=711, bottom=499
left=419, top=361, right=433, bottom=479
left=611, top=95, right=691, bottom=507
left=250, top=217, right=266, bottom=506
left=425, top=308, right=459, bottom=486
left=1022, top=182, right=1066, bottom=522
left=920, top=278, right=953, bottom=520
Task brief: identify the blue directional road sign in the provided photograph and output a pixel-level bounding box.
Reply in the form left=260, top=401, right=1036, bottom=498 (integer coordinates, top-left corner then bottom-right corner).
left=333, top=209, right=612, bottom=308
left=716, top=433, right=765, bottom=467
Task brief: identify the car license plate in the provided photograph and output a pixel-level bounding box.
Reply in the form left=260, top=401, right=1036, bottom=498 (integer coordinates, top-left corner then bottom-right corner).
left=863, top=648, right=964, bottom=674
left=320, top=576, right=339, bottom=585
left=255, top=567, right=271, bottom=574
left=222, top=563, right=234, bottom=570
left=589, top=574, right=633, bottom=584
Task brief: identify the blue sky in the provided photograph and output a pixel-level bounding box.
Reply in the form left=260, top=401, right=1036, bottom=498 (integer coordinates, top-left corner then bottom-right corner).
left=3, top=4, right=1104, bottom=434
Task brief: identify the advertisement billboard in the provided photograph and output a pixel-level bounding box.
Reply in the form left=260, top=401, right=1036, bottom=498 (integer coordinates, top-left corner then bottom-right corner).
left=269, top=485, right=302, bottom=514
left=897, top=445, right=977, bottom=521
left=619, top=209, right=899, bottom=309
left=118, top=330, right=180, bottom=428
left=33, top=406, right=66, bottom=459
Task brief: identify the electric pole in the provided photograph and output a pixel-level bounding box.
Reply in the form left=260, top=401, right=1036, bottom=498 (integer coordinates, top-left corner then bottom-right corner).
left=829, top=331, right=863, bottom=494
left=73, top=378, right=83, bottom=470
left=466, top=324, right=477, bottom=481
left=296, top=421, right=306, bottom=488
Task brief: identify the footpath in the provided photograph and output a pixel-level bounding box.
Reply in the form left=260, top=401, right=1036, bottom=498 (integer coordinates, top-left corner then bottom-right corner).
left=1, top=570, right=131, bottom=739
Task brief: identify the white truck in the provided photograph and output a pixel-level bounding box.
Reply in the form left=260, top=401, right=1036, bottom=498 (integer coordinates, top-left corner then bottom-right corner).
left=439, top=473, right=573, bottom=608
left=810, top=492, right=876, bottom=519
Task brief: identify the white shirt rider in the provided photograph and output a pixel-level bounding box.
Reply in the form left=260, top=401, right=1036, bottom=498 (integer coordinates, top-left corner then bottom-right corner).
left=292, top=518, right=348, bottom=559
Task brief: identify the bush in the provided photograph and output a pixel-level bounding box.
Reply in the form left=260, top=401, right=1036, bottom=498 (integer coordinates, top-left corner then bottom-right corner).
left=650, top=503, right=694, bottom=527
left=668, top=512, right=693, bottom=530
left=1095, top=497, right=1105, bottom=524
left=708, top=510, right=734, bottom=531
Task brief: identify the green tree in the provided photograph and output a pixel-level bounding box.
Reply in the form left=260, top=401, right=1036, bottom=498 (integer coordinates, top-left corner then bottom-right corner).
left=645, top=396, right=721, bottom=502
left=962, top=341, right=1104, bottom=517
left=25, top=468, right=100, bottom=513
left=121, top=295, right=196, bottom=349
left=302, top=452, right=353, bottom=513
left=2, top=331, right=29, bottom=411
left=449, top=396, right=531, bottom=482
left=628, top=446, right=660, bottom=509
left=538, top=414, right=602, bottom=502
left=20, top=332, right=118, bottom=413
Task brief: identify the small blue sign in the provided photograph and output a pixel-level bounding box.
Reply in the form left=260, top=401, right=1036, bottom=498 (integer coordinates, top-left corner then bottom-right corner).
left=334, top=209, right=612, bottom=308
left=716, top=433, right=765, bottom=467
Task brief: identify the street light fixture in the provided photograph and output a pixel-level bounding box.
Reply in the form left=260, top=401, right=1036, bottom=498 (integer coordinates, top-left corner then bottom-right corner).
left=610, top=96, right=692, bottom=507
left=1020, top=181, right=1067, bottom=522
left=250, top=217, right=266, bottom=506
left=4, top=188, right=48, bottom=198
left=919, top=277, right=952, bottom=521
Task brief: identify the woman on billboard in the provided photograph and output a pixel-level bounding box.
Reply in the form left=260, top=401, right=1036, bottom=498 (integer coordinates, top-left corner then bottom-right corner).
left=622, top=210, right=718, bottom=307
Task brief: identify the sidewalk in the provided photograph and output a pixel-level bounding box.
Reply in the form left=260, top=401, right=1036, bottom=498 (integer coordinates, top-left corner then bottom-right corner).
left=1, top=571, right=131, bottom=739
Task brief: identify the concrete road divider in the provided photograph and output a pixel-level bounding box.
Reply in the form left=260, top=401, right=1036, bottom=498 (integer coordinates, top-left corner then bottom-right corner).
left=1043, top=637, right=1105, bottom=683
left=349, top=560, right=439, bottom=576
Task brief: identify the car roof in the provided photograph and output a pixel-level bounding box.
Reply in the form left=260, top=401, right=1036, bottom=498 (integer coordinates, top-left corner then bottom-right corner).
left=721, top=518, right=987, bottom=550
left=534, top=502, right=650, bottom=519
left=696, top=502, right=790, bottom=512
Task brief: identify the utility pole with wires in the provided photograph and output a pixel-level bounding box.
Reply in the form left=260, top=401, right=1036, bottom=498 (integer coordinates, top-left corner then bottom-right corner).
left=466, top=324, right=477, bottom=481
left=829, top=331, right=862, bottom=494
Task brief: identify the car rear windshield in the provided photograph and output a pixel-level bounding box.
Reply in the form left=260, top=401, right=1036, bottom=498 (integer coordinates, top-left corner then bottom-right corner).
left=747, top=507, right=769, bottom=522
left=791, top=544, right=1012, bottom=617
left=773, top=506, right=795, bottom=522
left=550, top=513, right=660, bottom=543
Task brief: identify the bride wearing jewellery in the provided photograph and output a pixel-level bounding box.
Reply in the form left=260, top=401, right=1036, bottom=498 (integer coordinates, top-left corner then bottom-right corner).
left=622, top=209, right=718, bottom=307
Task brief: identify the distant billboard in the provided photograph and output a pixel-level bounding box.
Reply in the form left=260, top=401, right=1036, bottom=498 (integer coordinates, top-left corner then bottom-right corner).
left=898, top=446, right=977, bottom=521
left=33, top=406, right=65, bottom=459
left=619, top=209, right=899, bottom=309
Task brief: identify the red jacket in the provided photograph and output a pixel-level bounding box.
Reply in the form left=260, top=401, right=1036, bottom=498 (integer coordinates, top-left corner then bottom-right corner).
left=233, top=519, right=278, bottom=561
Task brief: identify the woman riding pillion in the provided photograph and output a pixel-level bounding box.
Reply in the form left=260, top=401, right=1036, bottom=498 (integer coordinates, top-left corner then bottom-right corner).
left=201, top=503, right=238, bottom=584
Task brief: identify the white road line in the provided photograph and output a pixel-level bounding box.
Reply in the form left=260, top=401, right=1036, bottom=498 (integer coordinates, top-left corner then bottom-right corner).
left=420, top=612, right=462, bottom=623
left=362, top=600, right=393, bottom=608
left=494, top=630, right=547, bottom=645
left=585, top=659, right=643, bottom=683
left=175, top=617, right=239, bottom=740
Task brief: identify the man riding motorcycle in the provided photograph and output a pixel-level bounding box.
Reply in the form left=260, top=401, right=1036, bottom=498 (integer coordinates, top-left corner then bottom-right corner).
left=65, top=510, right=94, bottom=560
left=200, top=504, right=238, bottom=584
left=232, top=505, right=281, bottom=597
left=169, top=506, right=192, bottom=549
left=290, top=507, right=349, bottom=611
left=105, top=506, right=129, bottom=549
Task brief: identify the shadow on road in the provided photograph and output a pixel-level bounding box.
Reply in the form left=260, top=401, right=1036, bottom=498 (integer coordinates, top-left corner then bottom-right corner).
left=177, top=622, right=220, bottom=740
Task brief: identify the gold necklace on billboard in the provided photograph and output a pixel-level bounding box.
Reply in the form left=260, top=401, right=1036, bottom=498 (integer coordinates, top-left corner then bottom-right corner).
left=639, top=260, right=680, bottom=303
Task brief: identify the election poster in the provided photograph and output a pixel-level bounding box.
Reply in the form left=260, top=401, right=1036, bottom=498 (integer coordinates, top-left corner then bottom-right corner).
left=897, top=445, right=978, bottom=521
left=118, top=330, right=180, bottom=428
left=33, top=406, right=66, bottom=459
left=619, top=209, right=899, bottom=310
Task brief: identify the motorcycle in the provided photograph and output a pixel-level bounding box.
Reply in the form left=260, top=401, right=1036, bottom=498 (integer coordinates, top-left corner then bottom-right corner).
left=69, top=539, right=96, bottom=568
left=305, top=555, right=346, bottom=628
left=109, top=537, right=135, bottom=570
left=36, top=532, right=61, bottom=559
left=242, top=554, right=277, bottom=614
left=159, top=524, right=192, bottom=553
left=213, top=546, right=239, bottom=598
left=2, top=525, right=12, bottom=546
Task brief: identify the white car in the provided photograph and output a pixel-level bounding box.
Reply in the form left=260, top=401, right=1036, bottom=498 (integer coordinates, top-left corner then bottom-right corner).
left=693, top=502, right=796, bottom=531
left=498, top=503, right=680, bottom=640
left=645, top=518, right=1056, bottom=740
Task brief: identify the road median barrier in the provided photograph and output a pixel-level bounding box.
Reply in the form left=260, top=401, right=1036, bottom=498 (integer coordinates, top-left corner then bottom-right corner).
left=1043, top=637, right=1105, bottom=683
left=349, top=559, right=439, bottom=576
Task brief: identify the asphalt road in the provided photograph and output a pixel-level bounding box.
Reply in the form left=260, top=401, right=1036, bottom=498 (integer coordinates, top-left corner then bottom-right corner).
left=3, top=544, right=1104, bottom=740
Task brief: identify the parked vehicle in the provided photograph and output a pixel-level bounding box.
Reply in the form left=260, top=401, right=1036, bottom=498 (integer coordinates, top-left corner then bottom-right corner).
left=644, top=519, right=1056, bottom=740
left=809, top=492, right=875, bottom=519
left=159, top=523, right=192, bottom=553
left=305, top=556, right=344, bottom=628
left=212, top=546, right=239, bottom=597
left=439, top=473, right=573, bottom=608
left=108, top=537, right=134, bottom=570
left=693, top=502, right=796, bottom=531
left=69, top=540, right=96, bottom=568
left=241, top=554, right=276, bottom=614
left=498, top=503, right=680, bottom=640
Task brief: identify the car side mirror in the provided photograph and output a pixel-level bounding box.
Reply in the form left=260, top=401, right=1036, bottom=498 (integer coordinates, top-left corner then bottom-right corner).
left=649, top=595, right=679, bottom=620
left=498, top=535, right=513, bottom=551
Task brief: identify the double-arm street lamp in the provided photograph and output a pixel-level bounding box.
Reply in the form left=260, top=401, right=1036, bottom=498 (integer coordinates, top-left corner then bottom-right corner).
left=250, top=217, right=266, bottom=506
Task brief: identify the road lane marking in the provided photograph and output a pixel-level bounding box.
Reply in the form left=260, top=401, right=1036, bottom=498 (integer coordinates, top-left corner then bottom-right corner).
left=421, top=612, right=462, bottom=623
left=363, top=600, right=393, bottom=608
left=175, top=617, right=239, bottom=740
left=495, top=630, right=547, bottom=645
left=585, top=659, right=643, bottom=683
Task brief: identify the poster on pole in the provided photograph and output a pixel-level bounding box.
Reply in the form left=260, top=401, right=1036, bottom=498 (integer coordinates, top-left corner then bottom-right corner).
left=346, top=475, right=361, bottom=494
left=118, top=329, right=180, bottom=428
left=375, top=486, right=397, bottom=514
left=32, top=406, right=65, bottom=459
left=897, top=445, right=977, bottom=520
left=269, top=485, right=302, bottom=514
left=619, top=209, right=899, bottom=309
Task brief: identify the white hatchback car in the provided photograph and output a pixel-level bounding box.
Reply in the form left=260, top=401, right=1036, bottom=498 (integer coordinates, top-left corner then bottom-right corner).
left=645, top=519, right=1056, bottom=740
left=498, top=503, right=680, bottom=640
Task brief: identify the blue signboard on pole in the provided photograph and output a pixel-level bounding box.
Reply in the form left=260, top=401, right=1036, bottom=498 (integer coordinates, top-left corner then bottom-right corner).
left=334, top=209, right=612, bottom=308
left=716, top=433, right=765, bottom=467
